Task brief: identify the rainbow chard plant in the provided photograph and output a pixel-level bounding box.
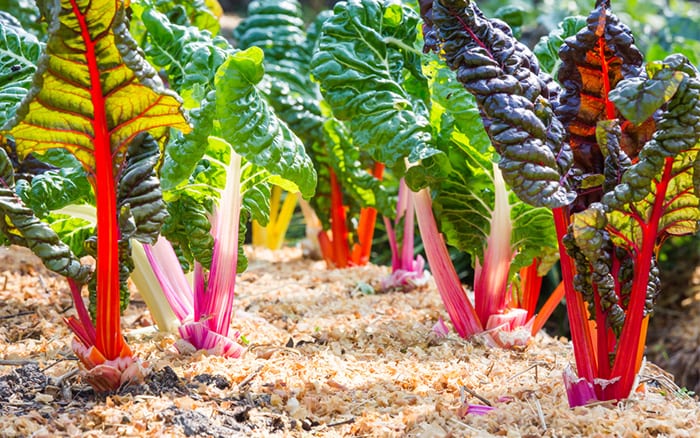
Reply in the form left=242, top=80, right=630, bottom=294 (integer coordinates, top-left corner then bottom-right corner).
left=425, top=0, right=700, bottom=404
left=0, top=0, right=189, bottom=391
left=311, top=0, right=437, bottom=279
left=130, top=4, right=316, bottom=355
left=312, top=0, right=562, bottom=339
left=235, top=0, right=388, bottom=267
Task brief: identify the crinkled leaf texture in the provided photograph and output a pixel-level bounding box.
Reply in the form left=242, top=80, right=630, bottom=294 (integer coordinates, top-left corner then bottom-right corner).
left=429, top=0, right=575, bottom=209
left=8, top=0, right=190, bottom=172
left=0, top=13, right=44, bottom=127
left=0, top=146, right=91, bottom=282
left=117, top=133, right=169, bottom=244
left=556, top=0, right=652, bottom=182
left=0, top=1, right=47, bottom=39
left=604, top=55, right=700, bottom=244
left=235, top=1, right=352, bottom=224
left=533, top=16, right=587, bottom=76
left=429, top=65, right=558, bottom=278
left=310, top=0, right=441, bottom=174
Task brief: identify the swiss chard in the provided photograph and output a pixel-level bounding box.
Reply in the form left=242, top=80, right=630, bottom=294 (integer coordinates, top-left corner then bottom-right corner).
left=2, top=0, right=189, bottom=391
left=313, top=0, right=563, bottom=342
left=133, top=6, right=316, bottom=354
left=427, top=0, right=700, bottom=404
left=235, top=0, right=386, bottom=265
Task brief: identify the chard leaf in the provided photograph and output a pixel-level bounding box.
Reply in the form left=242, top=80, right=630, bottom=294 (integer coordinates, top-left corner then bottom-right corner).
left=138, top=6, right=229, bottom=93
left=557, top=0, right=651, bottom=181
left=8, top=0, right=190, bottom=172
left=46, top=213, right=94, bottom=257
left=609, top=68, right=685, bottom=126
left=134, top=6, right=228, bottom=189
left=213, top=47, right=316, bottom=200
left=428, top=0, right=575, bottom=208
left=233, top=0, right=327, bottom=185
left=603, top=56, right=700, bottom=247
left=0, top=2, right=47, bottom=39
left=117, top=133, right=168, bottom=244
left=0, top=147, right=91, bottom=281
left=16, top=166, right=92, bottom=217
left=161, top=193, right=213, bottom=270
left=310, top=0, right=441, bottom=172
left=533, top=16, right=587, bottom=76
left=0, top=14, right=43, bottom=126
left=429, top=61, right=558, bottom=275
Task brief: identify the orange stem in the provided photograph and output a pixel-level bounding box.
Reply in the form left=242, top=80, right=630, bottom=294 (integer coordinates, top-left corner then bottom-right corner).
left=351, top=163, right=385, bottom=265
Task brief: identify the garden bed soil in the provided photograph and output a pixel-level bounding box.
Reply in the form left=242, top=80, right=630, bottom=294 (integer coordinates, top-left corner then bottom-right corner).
left=1, top=245, right=699, bottom=437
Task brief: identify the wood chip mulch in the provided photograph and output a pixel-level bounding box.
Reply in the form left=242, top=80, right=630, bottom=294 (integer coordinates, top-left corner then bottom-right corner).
left=1, top=245, right=699, bottom=437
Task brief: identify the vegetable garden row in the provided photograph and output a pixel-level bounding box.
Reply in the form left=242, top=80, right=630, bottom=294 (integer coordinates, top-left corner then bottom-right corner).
left=0, top=0, right=698, bottom=419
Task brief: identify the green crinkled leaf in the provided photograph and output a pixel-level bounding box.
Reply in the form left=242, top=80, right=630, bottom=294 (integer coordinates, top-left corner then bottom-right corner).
left=0, top=2, right=47, bottom=40
left=609, top=68, right=685, bottom=125
left=117, top=133, right=168, bottom=244
left=435, top=127, right=558, bottom=276
left=428, top=56, right=559, bottom=276
left=161, top=193, right=214, bottom=270
left=213, top=47, right=316, bottom=199
left=604, top=56, right=700, bottom=248
left=234, top=0, right=326, bottom=167
left=16, top=166, right=92, bottom=217
left=533, top=16, right=587, bottom=76
left=310, top=0, right=441, bottom=172
left=0, top=147, right=91, bottom=282
left=0, top=13, right=43, bottom=127
left=138, top=6, right=230, bottom=93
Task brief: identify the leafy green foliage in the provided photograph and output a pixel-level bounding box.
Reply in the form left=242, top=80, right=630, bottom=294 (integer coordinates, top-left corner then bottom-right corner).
left=428, top=58, right=558, bottom=277
left=0, top=13, right=43, bottom=127
left=426, top=0, right=575, bottom=209
left=0, top=147, right=91, bottom=282
left=0, top=1, right=47, bottom=40
left=117, top=133, right=169, bottom=244
left=533, top=16, right=587, bottom=76
left=604, top=56, right=700, bottom=239
left=311, top=0, right=441, bottom=174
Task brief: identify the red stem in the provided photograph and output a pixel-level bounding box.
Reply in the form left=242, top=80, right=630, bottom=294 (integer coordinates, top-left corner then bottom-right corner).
left=598, top=38, right=617, bottom=120
left=71, top=0, right=125, bottom=360
left=329, top=169, right=349, bottom=268
left=553, top=207, right=597, bottom=382
left=609, top=157, right=674, bottom=399
left=520, top=258, right=542, bottom=319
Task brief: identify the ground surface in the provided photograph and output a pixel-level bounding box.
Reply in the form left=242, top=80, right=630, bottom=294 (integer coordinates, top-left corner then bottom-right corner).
left=1, top=245, right=699, bottom=437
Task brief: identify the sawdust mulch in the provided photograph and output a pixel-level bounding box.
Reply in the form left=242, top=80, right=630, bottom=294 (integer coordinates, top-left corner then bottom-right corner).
left=0, top=245, right=699, bottom=437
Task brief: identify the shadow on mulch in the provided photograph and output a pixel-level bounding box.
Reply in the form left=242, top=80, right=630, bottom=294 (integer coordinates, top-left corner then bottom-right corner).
left=0, top=364, right=292, bottom=437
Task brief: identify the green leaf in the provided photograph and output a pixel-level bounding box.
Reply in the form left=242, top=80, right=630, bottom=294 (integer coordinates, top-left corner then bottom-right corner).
left=0, top=147, right=91, bottom=282
left=16, top=167, right=92, bottom=217
left=234, top=0, right=326, bottom=163
left=213, top=47, right=316, bottom=199
left=47, top=213, right=94, bottom=257
left=117, top=133, right=168, bottom=244
left=533, top=16, right=587, bottom=75
left=0, top=2, right=47, bottom=39
left=609, top=66, right=685, bottom=125
left=138, top=6, right=230, bottom=93
left=604, top=55, right=700, bottom=247
left=0, top=14, right=43, bottom=127
left=8, top=0, right=190, bottom=172
left=310, top=0, right=441, bottom=172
